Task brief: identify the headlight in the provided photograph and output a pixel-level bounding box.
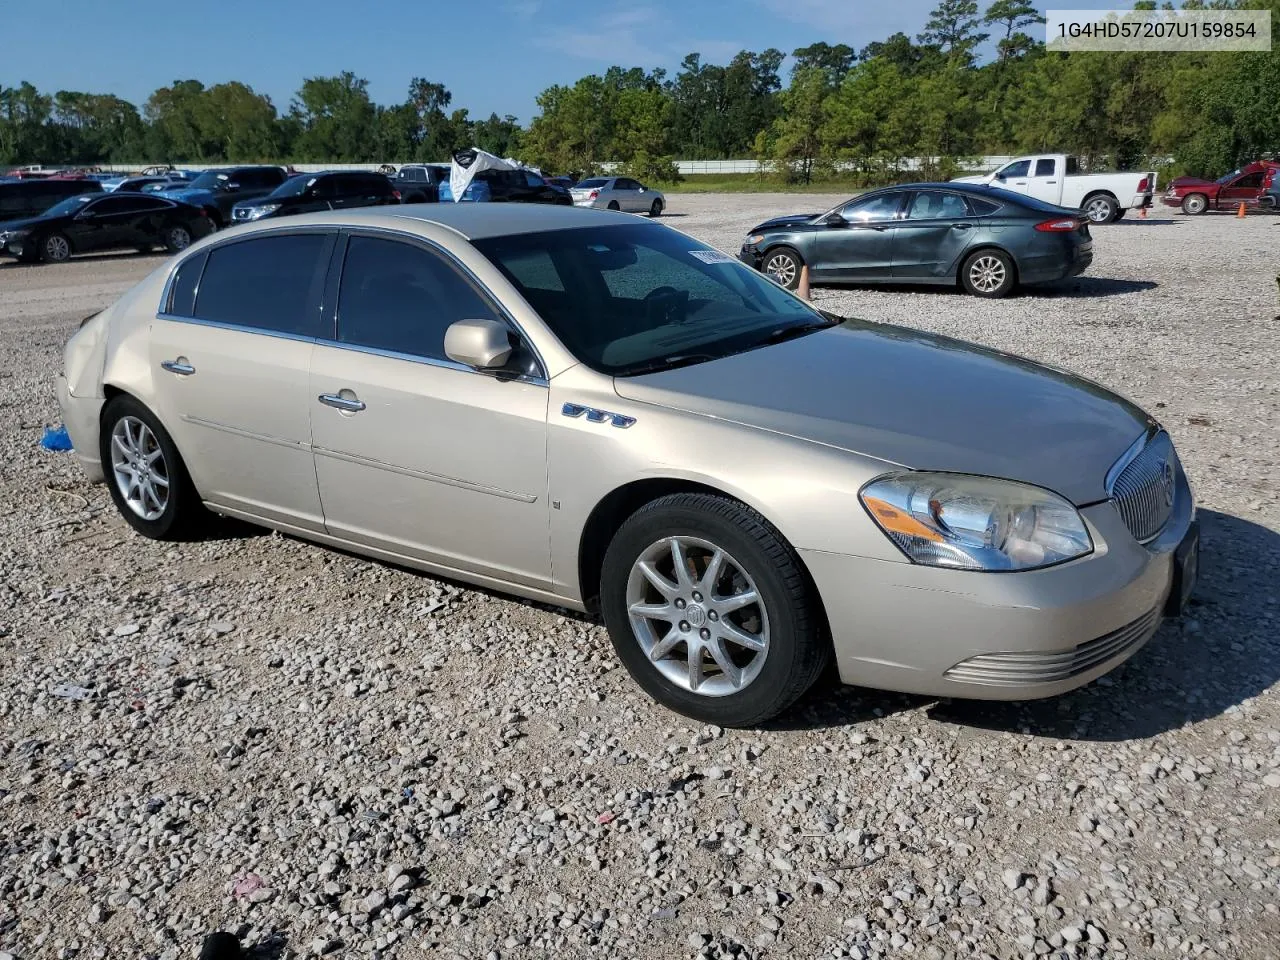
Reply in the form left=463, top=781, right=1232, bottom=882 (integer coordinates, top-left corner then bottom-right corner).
left=747, top=235, right=764, bottom=245
left=860, top=473, right=1092, bottom=571
left=244, top=204, right=281, bottom=220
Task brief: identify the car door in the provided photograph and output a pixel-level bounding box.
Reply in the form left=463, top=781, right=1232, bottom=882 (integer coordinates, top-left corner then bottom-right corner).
left=1024, top=157, right=1062, bottom=205
left=615, top=178, right=644, bottom=211
left=114, top=194, right=176, bottom=246
left=65, top=195, right=138, bottom=252
left=149, top=229, right=335, bottom=532
left=308, top=231, right=553, bottom=589
left=992, top=158, right=1032, bottom=196
left=891, top=190, right=982, bottom=280
left=809, top=191, right=906, bottom=281
left=1219, top=170, right=1265, bottom=205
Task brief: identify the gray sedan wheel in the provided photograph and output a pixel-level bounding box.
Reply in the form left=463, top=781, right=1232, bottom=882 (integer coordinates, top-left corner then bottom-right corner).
left=164, top=225, right=192, bottom=252
left=600, top=493, right=829, bottom=726
left=960, top=249, right=1015, bottom=298
left=649, top=198, right=663, bottom=217
left=41, top=232, right=71, bottom=263
left=762, top=248, right=802, bottom=290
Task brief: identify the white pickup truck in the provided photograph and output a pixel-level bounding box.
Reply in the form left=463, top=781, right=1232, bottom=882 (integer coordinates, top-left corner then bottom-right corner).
left=953, top=155, right=1157, bottom=224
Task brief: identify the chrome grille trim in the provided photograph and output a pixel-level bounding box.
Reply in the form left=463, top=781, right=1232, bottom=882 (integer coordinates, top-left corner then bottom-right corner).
left=1108, top=430, right=1176, bottom=544
left=944, top=607, right=1161, bottom=686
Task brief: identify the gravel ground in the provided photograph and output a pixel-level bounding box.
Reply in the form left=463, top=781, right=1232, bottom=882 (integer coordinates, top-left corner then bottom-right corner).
left=2, top=197, right=1279, bottom=960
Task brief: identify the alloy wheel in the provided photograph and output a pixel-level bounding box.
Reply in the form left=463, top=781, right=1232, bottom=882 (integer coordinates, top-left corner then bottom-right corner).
left=625, top=536, right=770, bottom=697
left=169, top=226, right=191, bottom=250
left=44, top=235, right=70, bottom=262
left=110, top=416, right=170, bottom=521
left=968, top=255, right=1007, bottom=294
left=764, top=253, right=797, bottom=287
left=1085, top=198, right=1112, bottom=222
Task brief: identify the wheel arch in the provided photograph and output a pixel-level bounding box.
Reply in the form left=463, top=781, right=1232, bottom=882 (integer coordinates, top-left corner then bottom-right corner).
left=1081, top=189, right=1119, bottom=205
left=955, top=243, right=1019, bottom=285
left=575, top=477, right=830, bottom=636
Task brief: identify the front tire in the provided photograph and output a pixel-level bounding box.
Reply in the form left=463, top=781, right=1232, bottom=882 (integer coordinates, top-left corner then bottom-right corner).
left=1083, top=193, right=1118, bottom=224
left=600, top=493, right=829, bottom=727
left=761, top=247, right=802, bottom=290
left=99, top=395, right=205, bottom=540
left=960, top=249, right=1016, bottom=298
left=41, top=232, right=71, bottom=263
left=164, top=225, right=192, bottom=253
left=1182, top=193, right=1208, bottom=216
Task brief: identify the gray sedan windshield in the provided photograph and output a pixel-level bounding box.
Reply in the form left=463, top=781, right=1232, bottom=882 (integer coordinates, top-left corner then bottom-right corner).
left=473, top=224, right=821, bottom=375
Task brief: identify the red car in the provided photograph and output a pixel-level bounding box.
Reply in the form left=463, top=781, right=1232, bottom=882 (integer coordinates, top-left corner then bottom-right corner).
left=1162, top=160, right=1280, bottom=215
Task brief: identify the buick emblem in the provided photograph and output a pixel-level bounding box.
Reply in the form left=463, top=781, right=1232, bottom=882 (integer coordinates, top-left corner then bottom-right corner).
left=686, top=605, right=707, bottom=628
left=1161, top=460, right=1176, bottom=508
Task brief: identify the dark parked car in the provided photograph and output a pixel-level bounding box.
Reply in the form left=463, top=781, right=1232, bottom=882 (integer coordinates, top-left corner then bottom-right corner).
left=158, top=165, right=289, bottom=226
left=230, top=171, right=401, bottom=224
left=0, top=178, right=104, bottom=223
left=0, top=192, right=213, bottom=263
left=1161, top=160, right=1280, bottom=214
left=394, top=164, right=451, bottom=203
left=738, top=183, right=1093, bottom=299
left=438, top=168, right=571, bottom=204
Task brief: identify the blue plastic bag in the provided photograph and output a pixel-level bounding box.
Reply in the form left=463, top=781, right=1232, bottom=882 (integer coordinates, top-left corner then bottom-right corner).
left=41, top=425, right=73, bottom=451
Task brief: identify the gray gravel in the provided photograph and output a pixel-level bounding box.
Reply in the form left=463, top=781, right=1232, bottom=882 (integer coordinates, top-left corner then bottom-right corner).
left=2, top=197, right=1279, bottom=960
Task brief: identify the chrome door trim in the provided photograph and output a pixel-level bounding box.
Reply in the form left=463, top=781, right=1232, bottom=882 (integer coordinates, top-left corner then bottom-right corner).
left=160, top=359, right=196, bottom=375
left=314, top=338, right=548, bottom=387
left=318, top=393, right=366, bottom=412
left=311, top=445, right=538, bottom=503
left=181, top=415, right=312, bottom=451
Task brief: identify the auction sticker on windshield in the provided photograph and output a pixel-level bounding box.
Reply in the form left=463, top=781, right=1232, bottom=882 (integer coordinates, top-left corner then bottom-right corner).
left=689, top=250, right=737, bottom=265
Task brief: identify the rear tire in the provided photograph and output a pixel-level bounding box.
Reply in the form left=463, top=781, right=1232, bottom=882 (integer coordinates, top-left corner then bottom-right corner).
left=649, top=198, right=663, bottom=217
left=40, top=232, right=71, bottom=263
left=1082, top=193, right=1118, bottom=224
left=1182, top=194, right=1208, bottom=216
left=599, top=493, right=829, bottom=727
left=960, top=249, right=1016, bottom=298
left=607, top=200, right=620, bottom=211
left=163, top=225, right=193, bottom=253
left=99, top=394, right=206, bottom=541
left=761, top=246, right=802, bottom=290
left=1109, top=208, right=1127, bottom=222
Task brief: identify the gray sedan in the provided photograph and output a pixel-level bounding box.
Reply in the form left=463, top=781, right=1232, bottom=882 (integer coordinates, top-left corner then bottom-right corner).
left=56, top=205, right=1196, bottom=727
left=570, top=176, right=665, bottom=216
left=739, top=183, right=1093, bottom=298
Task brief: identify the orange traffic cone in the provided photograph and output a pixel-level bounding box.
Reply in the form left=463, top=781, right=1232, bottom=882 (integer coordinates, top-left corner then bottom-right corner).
left=1139, top=206, right=1148, bottom=219
left=1238, top=202, right=1247, bottom=218
left=797, top=264, right=811, bottom=300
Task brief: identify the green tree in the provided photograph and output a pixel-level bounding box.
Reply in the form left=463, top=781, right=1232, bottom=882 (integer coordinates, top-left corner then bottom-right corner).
left=983, top=0, right=1045, bottom=60
left=762, top=65, right=830, bottom=183
left=289, top=73, right=379, bottom=162
left=919, top=0, right=990, bottom=62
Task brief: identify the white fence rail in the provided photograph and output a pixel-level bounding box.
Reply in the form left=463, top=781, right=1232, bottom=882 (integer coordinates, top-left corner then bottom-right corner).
left=26, top=156, right=1021, bottom=176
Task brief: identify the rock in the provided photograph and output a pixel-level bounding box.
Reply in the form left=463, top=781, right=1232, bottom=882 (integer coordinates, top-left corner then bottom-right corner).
left=1003, top=869, right=1027, bottom=890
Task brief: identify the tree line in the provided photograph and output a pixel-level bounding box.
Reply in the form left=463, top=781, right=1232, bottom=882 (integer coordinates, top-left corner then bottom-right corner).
left=2, top=0, right=1277, bottom=184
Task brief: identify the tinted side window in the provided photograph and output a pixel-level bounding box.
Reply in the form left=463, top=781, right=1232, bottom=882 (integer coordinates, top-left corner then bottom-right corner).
left=1234, top=172, right=1264, bottom=189
left=194, top=234, right=329, bottom=337
left=90, top=196, right=143, bottom=215
left=906, top=191, right=970, bottom=220
left=336, top=236, right=500, bottom=362
left=1000, top=160, right=1031, bottom=178
left=1033, top=158, right=1056, bottom=177
left=167, top=251, right=207, bottom=316
left=966, top=196, right=1001, bottom=216
left=842, top=192, right=904, bottom=222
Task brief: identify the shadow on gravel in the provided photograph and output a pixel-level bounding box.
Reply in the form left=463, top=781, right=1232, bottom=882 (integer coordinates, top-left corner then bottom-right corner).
left=0, top=251, right=165, bottom=269
left=924, top=509, right=1280, bottom=742
left=1022, top=277, right=1158, bottom=298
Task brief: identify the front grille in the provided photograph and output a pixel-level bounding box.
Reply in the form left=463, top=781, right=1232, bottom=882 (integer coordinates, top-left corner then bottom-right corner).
left=943, top=607, right=1161, bottom=686
left=1109, top=431, right=1176, bottom=543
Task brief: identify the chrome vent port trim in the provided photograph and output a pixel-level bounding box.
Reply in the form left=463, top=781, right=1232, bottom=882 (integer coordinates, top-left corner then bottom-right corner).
left=1108, top=430, right=1176, bottom=544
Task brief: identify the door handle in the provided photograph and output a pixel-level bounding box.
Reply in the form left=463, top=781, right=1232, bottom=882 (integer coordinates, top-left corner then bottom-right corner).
left=1045, top=180, right=1057, bottom=184
left=318, top=393, right=366, bottom=412
left=161, top=359, right=195, bottom=376
left=951, top=223, right=973, bottom=230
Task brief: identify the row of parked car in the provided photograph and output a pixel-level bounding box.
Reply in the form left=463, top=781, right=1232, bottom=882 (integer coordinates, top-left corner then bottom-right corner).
left=0, top=163, right=669, bottom=264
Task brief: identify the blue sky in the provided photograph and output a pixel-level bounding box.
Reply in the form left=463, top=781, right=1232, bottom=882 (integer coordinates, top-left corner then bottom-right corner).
left=3, top=0, right=1122, bottom=122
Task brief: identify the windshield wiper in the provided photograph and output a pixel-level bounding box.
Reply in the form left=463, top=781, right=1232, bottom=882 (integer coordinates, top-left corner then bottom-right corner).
left=754, top=315, right=841, bottom=347
left=616, top=353, right=719, bottom=377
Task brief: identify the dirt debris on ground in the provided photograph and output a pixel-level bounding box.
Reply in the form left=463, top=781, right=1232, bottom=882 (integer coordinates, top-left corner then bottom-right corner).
left=1, top=196, right=1279, bottom=960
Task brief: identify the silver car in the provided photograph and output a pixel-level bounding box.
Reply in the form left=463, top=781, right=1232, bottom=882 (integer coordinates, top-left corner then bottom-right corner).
left=57, top=206, right=1198, bottom=727
left=570, top=177, right=665, bottom=216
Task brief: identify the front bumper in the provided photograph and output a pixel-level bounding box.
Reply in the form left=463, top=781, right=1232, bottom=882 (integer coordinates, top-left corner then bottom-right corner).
left=55, top=374, right=105, bottom=482
left=802, top=468, right=1194, bottom=700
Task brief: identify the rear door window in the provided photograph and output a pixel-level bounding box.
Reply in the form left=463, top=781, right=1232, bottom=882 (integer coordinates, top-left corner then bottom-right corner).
left=193, top=233, right=331, bottom=337
left=1033, top=158, right=1057, bottom=177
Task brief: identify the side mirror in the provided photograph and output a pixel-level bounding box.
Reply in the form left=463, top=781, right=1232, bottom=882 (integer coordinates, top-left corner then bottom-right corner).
left=994, top=171, right=1007, bottom=181
left=444, top=318, right=513, bottom=370
left=825, top=212, right=847, bottom=227
left=224, top=181, right=241, bottom=191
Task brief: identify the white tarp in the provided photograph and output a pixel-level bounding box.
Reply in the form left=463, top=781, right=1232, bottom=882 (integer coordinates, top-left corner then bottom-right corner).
left=448, top=148, right=541, bottom=201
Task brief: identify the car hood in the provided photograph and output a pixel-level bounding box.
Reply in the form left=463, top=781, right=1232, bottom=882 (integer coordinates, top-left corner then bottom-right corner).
left=160, top=188, right=214, bottom=204
left=750, top=213, right=824, bottom=232
left=0, top=215, right=50, bottom=232
left=612, top=319, right=1152, bottom=505
left=1168, top=176, right=1216, bottom=190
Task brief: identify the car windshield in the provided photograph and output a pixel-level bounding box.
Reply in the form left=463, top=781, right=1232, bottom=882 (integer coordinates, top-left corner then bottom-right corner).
left=473, top=223, right=826, bottom=376
left=1216, top=168, right=1243, bottom=184
left=575, top=178, right=609, bottom=189
left=269, top=175, right=318, bottom=198
left=43, top=195, right=96, bottom=217
left=187, top=171, right=229, bottom=190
